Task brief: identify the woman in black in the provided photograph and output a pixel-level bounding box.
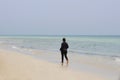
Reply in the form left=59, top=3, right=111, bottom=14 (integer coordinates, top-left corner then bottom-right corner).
left=60, top=38, right=69, bottom=65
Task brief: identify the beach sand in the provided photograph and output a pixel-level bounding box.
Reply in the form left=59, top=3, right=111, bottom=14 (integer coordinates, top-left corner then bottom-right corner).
left=0, top=49, right=117, bottom=80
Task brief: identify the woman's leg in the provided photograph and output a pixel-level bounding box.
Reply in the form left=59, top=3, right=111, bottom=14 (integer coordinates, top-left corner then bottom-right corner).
left=64, top=52, right=68, bottom=64
left=61, top=52, right=64, bottom=63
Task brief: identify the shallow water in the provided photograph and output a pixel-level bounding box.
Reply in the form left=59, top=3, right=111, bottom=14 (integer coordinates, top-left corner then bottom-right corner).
left=0, top=35, right=120, bottom=57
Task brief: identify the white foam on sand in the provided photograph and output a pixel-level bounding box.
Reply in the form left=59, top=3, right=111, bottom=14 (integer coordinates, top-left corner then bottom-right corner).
left=115, top=57, right=120, bottom=64
left=12, top=45, right=19, bottom=49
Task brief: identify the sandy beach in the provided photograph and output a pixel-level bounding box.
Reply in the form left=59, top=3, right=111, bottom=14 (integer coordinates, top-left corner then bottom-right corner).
left=0, top=49, right=114, bottom=80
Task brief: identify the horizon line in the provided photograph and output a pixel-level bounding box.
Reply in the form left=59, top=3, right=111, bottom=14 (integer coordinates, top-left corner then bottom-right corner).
left=0, top=34, right=120, bottom=36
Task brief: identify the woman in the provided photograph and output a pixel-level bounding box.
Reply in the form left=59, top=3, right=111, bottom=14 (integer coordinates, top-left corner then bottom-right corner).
left=60, top=38, right=69, bottom=65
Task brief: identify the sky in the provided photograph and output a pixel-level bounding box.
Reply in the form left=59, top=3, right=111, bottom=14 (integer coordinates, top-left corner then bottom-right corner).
left=0, top=0, right=120, bottom=35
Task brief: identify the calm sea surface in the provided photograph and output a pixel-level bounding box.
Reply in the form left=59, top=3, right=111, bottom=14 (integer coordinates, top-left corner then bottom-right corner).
left=0, top=35, right=120, bottom=57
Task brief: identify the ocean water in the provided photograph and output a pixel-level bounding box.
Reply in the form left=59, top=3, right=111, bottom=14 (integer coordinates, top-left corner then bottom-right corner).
left=0, top=35, right=120, bottom=57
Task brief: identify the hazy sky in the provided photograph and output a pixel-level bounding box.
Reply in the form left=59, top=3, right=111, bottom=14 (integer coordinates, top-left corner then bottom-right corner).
left=0, top=0, right=120, bottom=35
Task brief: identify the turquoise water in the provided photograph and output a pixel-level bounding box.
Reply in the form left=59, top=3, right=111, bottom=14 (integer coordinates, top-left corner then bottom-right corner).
left=0, top=35, right=120, bottom=57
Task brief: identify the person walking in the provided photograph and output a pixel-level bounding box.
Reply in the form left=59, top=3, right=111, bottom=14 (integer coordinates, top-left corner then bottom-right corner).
left=60, top=38, right=69, bottom=65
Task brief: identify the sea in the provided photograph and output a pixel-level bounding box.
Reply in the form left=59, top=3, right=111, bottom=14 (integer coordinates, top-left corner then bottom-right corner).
left=0, top=35, right=120, bottom=57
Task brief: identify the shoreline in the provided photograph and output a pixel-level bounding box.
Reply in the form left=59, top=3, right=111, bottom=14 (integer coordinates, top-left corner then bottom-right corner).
left=0, top=49, right=119, bottom=80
